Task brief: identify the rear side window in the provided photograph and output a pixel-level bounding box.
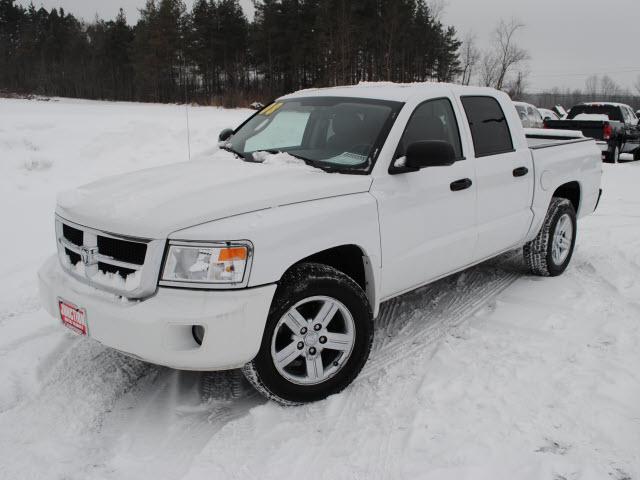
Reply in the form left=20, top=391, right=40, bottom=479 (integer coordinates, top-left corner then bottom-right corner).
left=461, top=96, right=514, bottom=157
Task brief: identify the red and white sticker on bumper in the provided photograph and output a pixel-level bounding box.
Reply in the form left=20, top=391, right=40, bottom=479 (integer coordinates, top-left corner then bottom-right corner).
left=58, top=299, right=88, bottom=336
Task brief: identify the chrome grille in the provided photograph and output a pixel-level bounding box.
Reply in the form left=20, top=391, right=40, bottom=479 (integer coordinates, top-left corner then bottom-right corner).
left=55, top=216, right=165, bottom=298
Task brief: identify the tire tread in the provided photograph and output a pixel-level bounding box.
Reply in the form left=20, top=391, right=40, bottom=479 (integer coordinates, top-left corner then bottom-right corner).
left=523, top=197, right=574, bottom=277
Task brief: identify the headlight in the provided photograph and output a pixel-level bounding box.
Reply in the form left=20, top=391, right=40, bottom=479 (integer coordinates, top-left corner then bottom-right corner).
left=160, top=241, right=253, bottom=288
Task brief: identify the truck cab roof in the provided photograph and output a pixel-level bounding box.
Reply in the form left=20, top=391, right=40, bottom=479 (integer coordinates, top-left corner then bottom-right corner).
left=580, top=102, right=632, bottom=109
left=279, top=81, right=503, bottom=103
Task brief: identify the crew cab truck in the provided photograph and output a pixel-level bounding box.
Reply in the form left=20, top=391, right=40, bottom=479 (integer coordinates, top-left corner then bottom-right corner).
left=544, top=102, right=640, bottom=163
left=38, top=83, right=602, bottom=405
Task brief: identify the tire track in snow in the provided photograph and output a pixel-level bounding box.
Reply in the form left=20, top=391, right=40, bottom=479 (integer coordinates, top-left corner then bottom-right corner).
left=304, top=254, right=523, bottom=478
left=92, top=369, right=265, bottom=480
left=364, top=257, right=521, bottom=378
left=5, top=255, right=523, bottom=480
left=97, top=255, right=522, bottom=480
left=0, top=339, right=154, bottom=479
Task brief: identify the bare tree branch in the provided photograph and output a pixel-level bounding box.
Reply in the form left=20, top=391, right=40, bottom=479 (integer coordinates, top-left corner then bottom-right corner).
left=459, top=32, right=480, bottom=86
left=427, top=0, right=448, bottom=21
left=600, top=75, right=621, bottom=99
left=480, top=52, right=499, bottom=87
left=492, top=18, right=529, bottom=90
left=585, top=75, right=600, bottom=97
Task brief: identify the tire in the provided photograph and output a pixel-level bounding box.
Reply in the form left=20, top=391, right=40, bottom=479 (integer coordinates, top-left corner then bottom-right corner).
left=242, top=263, right=373, bottom=405
left=524, top=198, right=577, bottom=277
left=607, top=144, right=620, bottom=163
left=199, top=370, right=247, bottom=402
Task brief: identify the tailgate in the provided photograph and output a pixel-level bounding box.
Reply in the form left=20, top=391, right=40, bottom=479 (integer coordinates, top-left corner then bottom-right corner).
left=544, top=120, right=605, bottom=141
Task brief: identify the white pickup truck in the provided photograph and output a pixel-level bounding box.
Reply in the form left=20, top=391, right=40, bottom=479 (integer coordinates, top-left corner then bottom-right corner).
left=39, top=83, right=602, bottom=405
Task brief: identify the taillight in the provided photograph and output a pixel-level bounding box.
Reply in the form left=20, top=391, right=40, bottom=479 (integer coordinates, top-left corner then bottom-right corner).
left=543, top=120, right=549, bottom=129
left=603, top=122, right=612, bottom=140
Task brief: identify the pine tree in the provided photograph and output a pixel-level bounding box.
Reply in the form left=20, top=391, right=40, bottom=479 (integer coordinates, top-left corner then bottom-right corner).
left=0, top=0, right=463, bottom=104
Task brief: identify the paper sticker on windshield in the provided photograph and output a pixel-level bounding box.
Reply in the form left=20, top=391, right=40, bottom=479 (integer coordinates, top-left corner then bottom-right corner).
left=327, top=152, right=368, bottom=166
left=261, top=102, right=283, bottom=116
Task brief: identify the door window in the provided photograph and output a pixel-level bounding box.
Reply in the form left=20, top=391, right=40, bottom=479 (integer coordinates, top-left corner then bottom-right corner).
left=395, top=98, right=463, bottom=160
left=461, top=96, right=514, bottom=157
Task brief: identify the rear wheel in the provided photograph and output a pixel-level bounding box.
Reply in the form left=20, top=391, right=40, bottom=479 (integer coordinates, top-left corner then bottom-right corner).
left=524, top=198, right=577, bottom=277
left=607, top=144, right=620, bottom=163
left=243, top=263, right=373, bottom=405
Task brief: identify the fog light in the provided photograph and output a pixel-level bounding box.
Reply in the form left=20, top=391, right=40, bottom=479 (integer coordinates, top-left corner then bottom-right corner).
left=192, top=325, right=205, bottom=346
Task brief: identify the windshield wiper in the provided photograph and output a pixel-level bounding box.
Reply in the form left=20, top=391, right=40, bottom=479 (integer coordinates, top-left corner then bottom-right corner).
left=262, top=149, right=337, bottom=172
left=219, top=144, right=249, bottom=161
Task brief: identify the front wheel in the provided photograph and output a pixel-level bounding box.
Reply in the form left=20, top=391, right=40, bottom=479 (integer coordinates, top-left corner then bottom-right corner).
left=524, top=198, right=577, bottom=277
left=243, top=263, right=373, bottom=405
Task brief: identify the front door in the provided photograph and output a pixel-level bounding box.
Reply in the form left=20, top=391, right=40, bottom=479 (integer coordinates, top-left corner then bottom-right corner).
left=371, top=97, right=478, bottom=299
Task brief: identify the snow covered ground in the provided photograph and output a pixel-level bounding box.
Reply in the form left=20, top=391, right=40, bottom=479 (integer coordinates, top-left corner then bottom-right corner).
left=1, top=97, right=639, bottom=480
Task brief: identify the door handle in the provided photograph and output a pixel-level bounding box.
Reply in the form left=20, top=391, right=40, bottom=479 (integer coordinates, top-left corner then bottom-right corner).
left=513, top=166, right=529, bottom=177
left=450, top=178, right=473, bottom=191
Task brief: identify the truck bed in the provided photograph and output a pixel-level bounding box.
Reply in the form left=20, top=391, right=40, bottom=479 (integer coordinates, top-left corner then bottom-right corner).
left=525, top=129, right=591, bottom=150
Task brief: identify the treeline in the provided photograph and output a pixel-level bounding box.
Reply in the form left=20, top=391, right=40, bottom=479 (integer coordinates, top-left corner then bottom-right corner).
left=0, top=0, right=462, bottom=106
left=527, top=75, right=640, bottom=110
left=528, top=91, right=640, bottom=111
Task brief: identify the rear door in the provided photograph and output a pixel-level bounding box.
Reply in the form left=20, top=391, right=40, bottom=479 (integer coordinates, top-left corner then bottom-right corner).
left=372, top=97, right=477, bottom=298
left=459, top=95, right=534, bottom=261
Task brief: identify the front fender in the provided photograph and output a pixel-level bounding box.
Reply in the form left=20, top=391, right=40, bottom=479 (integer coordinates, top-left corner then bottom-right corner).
left=169, top=193, right=382, bottom=315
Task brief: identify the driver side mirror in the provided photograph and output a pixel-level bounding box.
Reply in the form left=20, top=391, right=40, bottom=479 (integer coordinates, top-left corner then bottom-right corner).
left=218, top=128, right=234, bottom=142
left=402, top=140, right=456, bottom=171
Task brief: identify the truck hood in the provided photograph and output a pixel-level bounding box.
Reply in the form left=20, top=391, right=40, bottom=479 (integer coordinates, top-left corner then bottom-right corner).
left=56, top=152, right=372, bottom=238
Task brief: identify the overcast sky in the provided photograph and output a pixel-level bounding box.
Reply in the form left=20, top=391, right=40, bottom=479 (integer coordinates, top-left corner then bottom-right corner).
left=19, top=0, right=640, bottom=93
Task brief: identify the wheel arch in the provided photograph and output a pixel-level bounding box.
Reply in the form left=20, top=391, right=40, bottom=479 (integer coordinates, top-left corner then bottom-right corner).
left=552, top=181, right=581, bottom=215
left=278, top=244, right=379, bottom=317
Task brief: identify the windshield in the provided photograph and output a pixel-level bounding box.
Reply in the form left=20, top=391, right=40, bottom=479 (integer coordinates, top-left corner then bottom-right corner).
left=225, top=97, right=403, bottom=173
left=568, top=105, right=623, bottom=121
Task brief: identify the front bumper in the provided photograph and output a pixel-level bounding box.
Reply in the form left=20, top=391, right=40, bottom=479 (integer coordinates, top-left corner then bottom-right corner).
left=38, top=255, right=276, bottom=370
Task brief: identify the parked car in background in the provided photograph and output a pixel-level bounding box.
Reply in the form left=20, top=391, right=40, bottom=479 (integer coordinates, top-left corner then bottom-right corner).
left=544, top=102, right=640, bottom=162
left=539, top=108, right=560, bottom=121
left=39, top=83, right=602, bottom=405
left=514, top=101, right=544, bottom=128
